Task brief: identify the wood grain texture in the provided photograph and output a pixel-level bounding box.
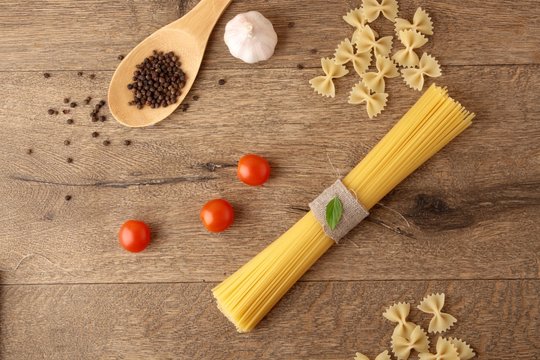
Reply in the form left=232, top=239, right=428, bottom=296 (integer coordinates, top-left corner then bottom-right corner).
left=0, top=65, right=538, bottom=284
left=1, top=280, right=538, bottom=359
left=0, top=0, right=539, bottom=71
left=1, top=0, right=539, bottom=359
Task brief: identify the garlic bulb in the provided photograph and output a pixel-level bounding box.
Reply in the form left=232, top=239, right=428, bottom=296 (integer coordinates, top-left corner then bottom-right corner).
left=224, top=11, right=278, bottom=64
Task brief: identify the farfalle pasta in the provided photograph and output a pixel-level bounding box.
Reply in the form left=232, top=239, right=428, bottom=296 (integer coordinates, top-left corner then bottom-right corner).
left=401, top=53, right=441, bottom=91
left=362, top=0, right=399, bottom=22
left=419, top=337, right=460, bottom=360
left=382, top=302, right=416, bottom=337
left=355, top=350, right=391, bottom=360
left=395, top=7, right=433, bottom=36
left=344, top=7, right=369, bottom=30
left=449, top=338, right=476, bottom=360
left=392, top=29, right=428, bottom=67
left=361, top=55, right=399, bottom=92
left=352, top=293, right=475, bottom=360
left=391, top=325, right=430, bottom=360
left=309, top=0, right=443, bottom=119
left=348, top=82, right=388, bottom=119
left=309, top=58, right=349, bottom=97
left=417, top=293, right=457, bottom=333
left=334, top=38, right=372, bottom=75
left=353, top=25, right=393, bottom=58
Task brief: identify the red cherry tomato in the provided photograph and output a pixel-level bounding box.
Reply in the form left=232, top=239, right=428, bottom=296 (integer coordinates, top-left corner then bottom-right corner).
left=118, top=220, right=151, bottom=253
left=200, top=199, right=234, bottom=232
left=237, top=154, right=271, bottom=186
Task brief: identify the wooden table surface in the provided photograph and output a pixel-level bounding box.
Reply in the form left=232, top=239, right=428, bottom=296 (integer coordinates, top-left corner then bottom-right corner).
left=1, top=0, right=539, bottom=359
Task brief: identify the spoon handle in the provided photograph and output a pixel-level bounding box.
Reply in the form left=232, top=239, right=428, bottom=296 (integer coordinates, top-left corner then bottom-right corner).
left=172, top=0, right=233, bottom=39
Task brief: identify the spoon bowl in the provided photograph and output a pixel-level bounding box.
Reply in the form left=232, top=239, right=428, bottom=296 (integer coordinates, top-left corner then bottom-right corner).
left=109, top=0, right=232, bottom=127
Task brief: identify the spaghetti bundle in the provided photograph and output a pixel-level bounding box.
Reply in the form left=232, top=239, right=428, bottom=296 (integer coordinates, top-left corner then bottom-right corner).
left=213, top=84, right=474, bottom=332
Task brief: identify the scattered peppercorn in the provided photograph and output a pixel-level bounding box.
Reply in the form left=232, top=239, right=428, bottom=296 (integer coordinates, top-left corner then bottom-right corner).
left=62, top=109, right=70, bottom=114
left=26, top=148, right=33, bottom=155
left=310, top=48, right=317, bottom=54
left=123, top=140, right=132, bottom=146
left=288, top=22, right=295, bottom=28
left=67, top=157, right=73, bottom=163
left=103, top=140, right=110, bottom=146
left=67, top=119, right=74, bottom=124
left=91, top=131, right=99, bottom=138
left=127, top=50, right=186, bottom=109
left=43, top=73, right=51, bottom=78
left=48, top=109, right=55, bottom=115
left=218, top=79, right=226, bottom=85
left=99, top=100, right=105, bottom=106
left=70, top=102, right=77, bottom=108
left=84, top=96, right=92, bottom=105
left=77, top=71, right=83, bottom=76
left=89, top=74, right=96, bottom=79
left=54, top=110, right=59, bottom=115
left=64, top=98, right=70, bottom=103
left=118, top=54, right=125, bottom=60
left=65, top=195, right=72, bottom=201
left=297, top=63, right=304, bottom=70
left=64, top=140, right=71, bottom=146
left=100, top=115, right=107, bottom=122
left=192, top=95, right=199, bottom=101
left=181, top=103, right=190, bottom=112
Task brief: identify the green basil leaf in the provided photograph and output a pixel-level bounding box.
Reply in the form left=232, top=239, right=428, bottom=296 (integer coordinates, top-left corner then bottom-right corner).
left=325, top=196, right=343, bottom=230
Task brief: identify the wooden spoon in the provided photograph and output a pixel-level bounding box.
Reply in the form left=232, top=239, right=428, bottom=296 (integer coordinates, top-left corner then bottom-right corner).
left=108, top=0, right=232, bottom=127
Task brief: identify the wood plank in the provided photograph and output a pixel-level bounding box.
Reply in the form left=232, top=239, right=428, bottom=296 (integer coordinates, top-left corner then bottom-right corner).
left=0, top=280, right=538, bottom=359
left=0, top=65, right=538, bottom=284
left=1, top=0, right=539, bottom=71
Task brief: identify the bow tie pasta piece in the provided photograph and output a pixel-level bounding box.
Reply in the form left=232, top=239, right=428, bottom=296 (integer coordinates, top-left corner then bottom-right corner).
left=417, top=293, right=457, bottom=333
left=309, top=57, right=349, bottom=98
left=401, top=53, right=441, bottom=91
left=355, top=350, right=391, bottom=360
left=334, top=38, right=372, bottom=75
left=395, top=7, right=433, bottom=36
left=382, top=302, right=417, bottom=338
left=353, top=25, right=393, bottom=58
left=418, top=337, right=460, bottom=360
left=344, top=7, right=368, bottom=30
left=448, top=338, right=476, bottom=360
left=391, top=325, right=430, bottom=360
left=361, top=55, right=399, bottom=92
left=348, top=82, right=388, bottom=119
left=362, top=0, right=399, bottom=22
left=392, top=30, right=428, bottom=67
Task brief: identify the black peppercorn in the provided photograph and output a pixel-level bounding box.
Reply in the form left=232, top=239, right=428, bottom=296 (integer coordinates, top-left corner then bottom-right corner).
left=64, top=98, right=70, bottom=103
left=67, top=157, right=73, bottom=163
left=26, top=148, right=33, bottom=155
left=218, top=79, right=226, bottom=85
left=100, top=116, right=106, bottom=122
left=89, top=74, right=96, bottom=79
left=62, top=109, right=70, bottom=114
left=118, top=54, right=125, bottom=60
left=67, top=119, right=74, bottom=124
left=91, top=131, right=99, bottom=138
left=64, top=140, right=71, bottom=146
left=70, top=102, right=77, bottom=108
left=43, top=73, right=51, bottom=78
left=123, top=140, right=131, bottom=146
left=48, top=109, right=55, bottom=115
left=103, top=140, right=110, bottom=146
left=84, top=96, right=92, bottom=105
left=65, top=195, right=72, bottom=201
left=77, top=71, right=83, bottom=76
left=288, top=22, right=295, bottom=28
left=297, top=64, right=304, bottom=70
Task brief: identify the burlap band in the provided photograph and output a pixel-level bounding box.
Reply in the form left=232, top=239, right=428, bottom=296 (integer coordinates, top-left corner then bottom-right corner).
left=308, top=179, right=369, bottom=243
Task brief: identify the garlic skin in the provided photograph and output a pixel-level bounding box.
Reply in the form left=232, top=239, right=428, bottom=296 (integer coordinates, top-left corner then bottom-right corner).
left=224, top=11, right=278, bottom=64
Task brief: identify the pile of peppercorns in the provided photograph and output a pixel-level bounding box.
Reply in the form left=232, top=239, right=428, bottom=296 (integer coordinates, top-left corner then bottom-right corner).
left=127, top=50, right=186, bottom=109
